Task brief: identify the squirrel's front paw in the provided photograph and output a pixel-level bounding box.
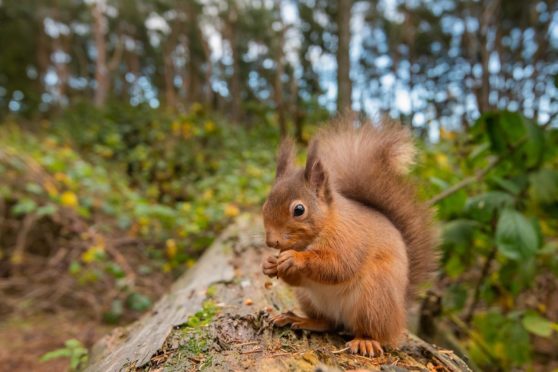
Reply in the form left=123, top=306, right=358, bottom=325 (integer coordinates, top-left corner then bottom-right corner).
left=262, top=255, right=278, bottom=278
left=277, top=250, right=305, bottom=278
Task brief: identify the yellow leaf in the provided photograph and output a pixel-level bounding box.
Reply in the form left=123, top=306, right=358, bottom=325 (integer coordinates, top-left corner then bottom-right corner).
left=166, top=239, right=177, bottom=258
left=439, top=127, right=457, bottom=141
left=171, top=121, right=181, bottom=135
left=10, top=252, right=23, bottom=265
left=186, top=259, right=196, bottom=268
left=224, top=204, right=240, bottom=218
left=435, top=154, right=449, bottom=169
left=204, top=120, right=216, bottom=133
left=181, top=122, right=193, bottom=139
left=162, top=262, right=172, bottom=273
left=81, top=245, right=104, bottom=264
left=190, top=102, right=203, bottom=115
left=44, top=181, right=58, bottom=197
left=60, top=191, right=78, bottom=208
left=202, top=190, right=213, bottom=201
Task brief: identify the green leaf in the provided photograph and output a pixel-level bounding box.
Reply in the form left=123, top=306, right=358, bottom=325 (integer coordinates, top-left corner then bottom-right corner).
left=496, top=209, right=540, bottom=260
left=477, top=111, right=544, bottom=167
left=466, top=191, right=515, bottom=221
left=36, top=204, right=58, bottom=217
left=523, top=120, right=545, bottom=166
left=438, top=189, right=467, bottom=219
left=11, top=198, right=37, bottom=215
left=25, top=182, right=43, bottom=195
left=126, top=292, right=152, bottom=312
left=40, top=348, right=72, bottom=361
left=103, top=299, right=124, bottom=324
left=501, top=318, right=532, bottom=366
left=442, top=283, right=468, bottom=311
left=493, top=177, right=522, bottom=195
left=106, top=262, right=125, bottom=278
left=442, top=219, right=479, bottom=246
left=444, top=254, right=466, bottom=278
left=522, top=313, right=555, bottom=337
left=529, top=169, right=558, bottom=204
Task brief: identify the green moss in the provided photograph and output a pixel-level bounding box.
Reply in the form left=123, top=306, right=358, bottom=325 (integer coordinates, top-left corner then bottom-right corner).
left=181, top=300, right=219, bottom=329
left=205, top=285, right=217, bottom=299
left=183, top=330, right=208, bottom=355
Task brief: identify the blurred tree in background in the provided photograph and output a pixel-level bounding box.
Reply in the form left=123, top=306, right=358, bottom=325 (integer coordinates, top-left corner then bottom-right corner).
left=0, top=0, right=557, bottom=370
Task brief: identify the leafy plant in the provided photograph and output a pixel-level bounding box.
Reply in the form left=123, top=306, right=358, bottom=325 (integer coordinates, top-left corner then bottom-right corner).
left=428, top=111, right=558, bottom=368
left=40, top=339, right=88, bottom=371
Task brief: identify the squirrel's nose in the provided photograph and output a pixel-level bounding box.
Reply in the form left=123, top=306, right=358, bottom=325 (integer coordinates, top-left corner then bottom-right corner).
left=265, top=239, right=279, bottom=248
left=265, top=232, right=280, bottom=248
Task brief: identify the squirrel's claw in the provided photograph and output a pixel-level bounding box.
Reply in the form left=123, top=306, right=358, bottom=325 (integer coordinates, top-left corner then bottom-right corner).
left=262, top=255, right=278, bottom=277
left=270, top=311, right=297, bottom=327
left=346, top=338, right=383, bottom=357
left=277, top=250, right=302, bottom=277
left=271, top=311, right=332, bottom=332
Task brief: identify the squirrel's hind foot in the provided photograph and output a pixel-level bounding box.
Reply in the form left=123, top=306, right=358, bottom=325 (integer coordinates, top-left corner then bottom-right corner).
left=270, top=311, right=332, bottom=332
left=346, top=337, right=384, bottom=357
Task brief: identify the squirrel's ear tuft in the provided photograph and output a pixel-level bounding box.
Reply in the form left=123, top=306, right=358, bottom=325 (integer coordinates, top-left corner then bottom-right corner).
left=276, top=138, right=295, bottom=179
left=304, top=139, right=318, bottom=180
left=305, top=141, right=332, bottom=202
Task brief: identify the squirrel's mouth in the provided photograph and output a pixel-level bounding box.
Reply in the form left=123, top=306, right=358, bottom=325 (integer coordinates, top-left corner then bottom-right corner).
left=279, top=242, right=308, bottom=252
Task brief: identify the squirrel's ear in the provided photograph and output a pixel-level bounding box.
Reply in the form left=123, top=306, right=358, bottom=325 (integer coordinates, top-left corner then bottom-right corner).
left=276, top=138, right=295, bottom=180
left=304, top=141, right=332, bottom=203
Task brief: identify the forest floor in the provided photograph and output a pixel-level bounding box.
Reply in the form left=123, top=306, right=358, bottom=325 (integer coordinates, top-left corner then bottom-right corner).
left=0, top=311, right=111, bottom=372
left=0, top=231, right=173, bottom=372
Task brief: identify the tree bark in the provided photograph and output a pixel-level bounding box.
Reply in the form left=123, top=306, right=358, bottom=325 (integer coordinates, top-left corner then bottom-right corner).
left=86, top=215, right=471, bottom=372
left=273, top=22, right=287, bottom=138
left=337, top=0, right=352, bottom=113
left=290, top=68, right=305, bottom=144
left=225, top=0, right=241, bottom=122
left=163, top=40, right=177, bottom=110
left=477, top=0, right=500, bottom=114
left=92, top=0, right=109, bottom=108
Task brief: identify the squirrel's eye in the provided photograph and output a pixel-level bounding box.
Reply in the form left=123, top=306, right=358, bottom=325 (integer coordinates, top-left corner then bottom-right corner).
left=293, top=204, right=305, bottom=217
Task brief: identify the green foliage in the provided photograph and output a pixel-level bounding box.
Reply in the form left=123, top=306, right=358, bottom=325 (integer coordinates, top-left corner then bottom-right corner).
left=40, top=339, right=88, bottom=371
left=471, top=312, right=532, bottom=368
left=522, top=312, right=558, bottom=338
left=427, top=111, right=558, bottom=369
left=0, top=103, right=277, bottom=327
left=495, top=209, right=540, bottom=260
left=182, top=300, right=220, bottom=329
left=126, top=292, right=152, bottom=312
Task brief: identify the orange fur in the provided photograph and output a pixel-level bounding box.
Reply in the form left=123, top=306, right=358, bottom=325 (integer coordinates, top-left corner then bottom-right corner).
left=261, top=116, right=438, bottom=352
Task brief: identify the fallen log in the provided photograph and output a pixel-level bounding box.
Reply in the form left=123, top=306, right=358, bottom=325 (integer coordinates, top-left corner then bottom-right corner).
left=86, top=214, right=471, bottom=372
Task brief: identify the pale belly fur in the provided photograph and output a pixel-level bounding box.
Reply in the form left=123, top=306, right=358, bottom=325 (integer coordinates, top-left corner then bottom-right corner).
left=301, top=279, right=361, bottom=329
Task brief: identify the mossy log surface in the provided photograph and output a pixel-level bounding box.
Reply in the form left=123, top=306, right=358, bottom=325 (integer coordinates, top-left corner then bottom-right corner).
left=86, top=215, right=471, bottom=372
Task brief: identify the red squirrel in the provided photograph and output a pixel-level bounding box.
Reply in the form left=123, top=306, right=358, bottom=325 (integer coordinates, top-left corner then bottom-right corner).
left=261, top=116, right=438, bottom=357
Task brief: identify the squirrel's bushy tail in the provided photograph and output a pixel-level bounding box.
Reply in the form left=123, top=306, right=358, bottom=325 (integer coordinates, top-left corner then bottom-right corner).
left=316, top=116, right=438, bottom=296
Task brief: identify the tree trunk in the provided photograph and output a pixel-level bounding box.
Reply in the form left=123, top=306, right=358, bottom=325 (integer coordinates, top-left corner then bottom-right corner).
left=92, top=0, right=109, bottom=108
left=201, top=37, right=214, bottom=108
left=336, top=0, right=352, bottom=114
left=163, top=42, right=177, bottom=110
left=86, top=215, right=471, bottom=372
left=229, top=26, right=241, bottom=122
left=290, top=67, right=305, bottom=144
left=274, top=26, right=287, bottom=138
left=477, top=0, right=500, bottom=114
left=36, top=15, right=50, bottom=98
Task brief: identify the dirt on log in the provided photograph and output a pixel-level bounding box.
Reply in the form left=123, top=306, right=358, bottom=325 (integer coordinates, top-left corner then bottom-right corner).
left=86, top=214, right=471, bottom=372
